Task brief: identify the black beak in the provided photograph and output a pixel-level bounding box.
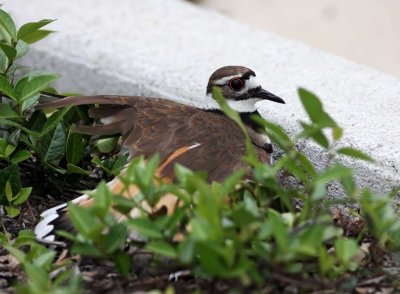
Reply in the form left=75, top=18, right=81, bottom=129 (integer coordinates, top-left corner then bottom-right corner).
left=253, top=88, right=285, bottom=104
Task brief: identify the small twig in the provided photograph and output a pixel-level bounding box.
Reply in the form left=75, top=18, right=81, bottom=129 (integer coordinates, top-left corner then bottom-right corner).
left=168, top=270, right=192, bottom=282
left=356, top=275, right=386, bottom=287
left=36, top=238, right=67, bottom=247
left=272, top=272, right=324, bottom=290
left=310, top=290, right=337, bottom=294
left=26, top=199, right=37, bottom=222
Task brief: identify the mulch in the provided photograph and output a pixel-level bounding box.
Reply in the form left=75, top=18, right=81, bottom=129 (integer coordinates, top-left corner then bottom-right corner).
left=1, top=160, right=399, bottom=293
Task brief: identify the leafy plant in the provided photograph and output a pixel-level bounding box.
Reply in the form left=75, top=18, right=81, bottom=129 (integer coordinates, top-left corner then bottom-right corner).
left=0, top=9, right=121, bottom=217
left=0, top=230, right=82, bottom=294
left=56, top=87, right=400, bottom=291
left=0, top=9, right=60, bottom=216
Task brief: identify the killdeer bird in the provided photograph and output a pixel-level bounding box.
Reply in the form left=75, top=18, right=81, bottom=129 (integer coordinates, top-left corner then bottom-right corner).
left=34, top=66, right=285, bottom=242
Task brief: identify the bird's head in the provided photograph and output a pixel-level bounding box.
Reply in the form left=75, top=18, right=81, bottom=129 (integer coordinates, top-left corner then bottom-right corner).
left=206, top=66, right=285, bottom=113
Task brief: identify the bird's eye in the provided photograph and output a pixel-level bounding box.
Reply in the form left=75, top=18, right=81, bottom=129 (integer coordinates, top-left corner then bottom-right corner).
left=228, top=78, right=244, bottom=91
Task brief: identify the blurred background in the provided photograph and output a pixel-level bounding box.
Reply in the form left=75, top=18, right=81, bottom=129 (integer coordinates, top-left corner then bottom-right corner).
left=196, top=0, right=400, bottom=78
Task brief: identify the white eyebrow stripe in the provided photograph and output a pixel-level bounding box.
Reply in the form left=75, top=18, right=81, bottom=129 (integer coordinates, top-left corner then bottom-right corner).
left=214, top=75, right=242, bottom=85
left=215, top=75, right=260, bottom=94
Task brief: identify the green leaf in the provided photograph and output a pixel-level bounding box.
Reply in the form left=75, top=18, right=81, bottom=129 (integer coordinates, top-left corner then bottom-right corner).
left=174, top=164, right=194, bottom=187
left=71, top=243, right=102, bottom=257
left=17, top=19, right=55, bottom=41
left=0, top=138, right=16, bottom=158
left=196, top=243, right=226, bottom=274
left=21, top=93, right=40, bottom=112
left=11, top=150, right=31, bottom=164
left=296, top=153, right=317, bottom=177
left=26, top=109, right=47, bottom=132
left=178, top=239, right=196, bottom=264
left=20, top=29, right=54, bottom=44
left=23, top=263, right=50, bottom=289
left=93, top=181, right=111, bottom=217
left=95, top=137, right=118, bottom=153
left=0, top=9, right=17, bottom=42
left=14, top=230, right=37, bottom=247
left=66, top=163, right=90, bottom=175
left=66, top=131, right=86, bottom=165
left=113, top=251, right=132, bottom=276
left=15, top=39, right=29, bottom=58
left=110, top=155, right=128, bottom=175
left=300, top=122, right=330, bottom=149
left=33, top=250, right=56, bottom=269
left=92, top=155, right=111, bottom=174
left=3, top=244, right=26, bottom=262
left=312, top=164, right=353, bottom=200
left=268, top=209, right=289, bottom=252
left=54, top=230, right=77, bottom=242
left=105, top=224, right=127, bottom=253
left=5, top=205, right=20, bottom=218
left=222, top=169, right=246, bottom=194
left=111, top=195, right=135, bottom=215
left=5, top=181, right=13, bottom=202
left=0, top=103, right=18, bottom=118
left=317, top=164, right=353, bottom=183
left=298, top=88, right=336, bottom=127
left=332, top=126, right=343, bottom=141
left=334, top=238, right=358, bottom=263
left=146, top=241, right=178, bottom=258
left=14, top=73, right=60, bottom=102
left=341, top=175, right=356, bottom=196
left=277, top=156, right=309, bottom=183
left=135, top=154, right=159, bottom=192
left=36, top=123, right=66, bottom=163
left=13, top=187, right=32, bottom=205
left=0, top=49, right=8, bottom=73
left=337, top=147, right=374, bottom=162
left=0, top=164, right=21, bottom=204
left=318, top=246, right=334, bottom=276
left=68, top=203, right=102, bottom=239
left=190, top=218, right=210, bottom=241
left=0, top=118, right=31, bottom=134
left=0, top=75, right=16, bottom=99
left=0, top=42, right=16, bottom=63
left=252, top=116, right=295, bottom=152
left=0, top=232, right=8, bottom=244
left=125, top=218, right=163, bottom=239
left=39, top=106, right=70, bottom=137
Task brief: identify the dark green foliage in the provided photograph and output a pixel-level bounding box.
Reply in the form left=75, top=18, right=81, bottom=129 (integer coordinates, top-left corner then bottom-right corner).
left=0, top=230, right=82, bottom=294
left=0, top=9, right=60, bottom=217
left=0, top=9, right=124, bottom=217
left=62, top=88, right=399, bottom=290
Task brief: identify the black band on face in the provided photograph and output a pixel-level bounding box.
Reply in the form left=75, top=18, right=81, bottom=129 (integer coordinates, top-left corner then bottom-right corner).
left=241, top=70, right=256, bottom=80
left=234, top=86, right=262, bottom=101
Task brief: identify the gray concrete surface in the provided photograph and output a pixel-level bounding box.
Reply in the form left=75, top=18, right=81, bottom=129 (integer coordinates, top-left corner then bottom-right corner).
left=199, top=0, right=400, bottom=78
left=4, top=0, right=400, bottom=196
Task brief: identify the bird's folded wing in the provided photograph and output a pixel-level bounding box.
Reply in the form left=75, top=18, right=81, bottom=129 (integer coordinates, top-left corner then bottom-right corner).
left=37, top=95, right=256, bottom=182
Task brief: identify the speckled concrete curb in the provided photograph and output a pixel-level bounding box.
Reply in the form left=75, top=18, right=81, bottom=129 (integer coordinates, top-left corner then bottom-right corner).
left=5, top=0, right=400, bottom=196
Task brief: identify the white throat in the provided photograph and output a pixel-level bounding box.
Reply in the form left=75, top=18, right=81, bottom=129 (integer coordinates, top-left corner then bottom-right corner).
left=227, top=98, right=262, bottom=112
left=204, top=93, right=261, bottom=113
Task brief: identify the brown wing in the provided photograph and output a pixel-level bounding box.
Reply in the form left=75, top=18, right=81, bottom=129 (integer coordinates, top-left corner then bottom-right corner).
left=38, top=95, right=270, bottom=182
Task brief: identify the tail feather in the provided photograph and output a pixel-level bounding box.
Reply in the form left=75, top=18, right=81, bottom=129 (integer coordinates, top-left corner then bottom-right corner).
left=34, top=176, right=181, bottom=242
left=34, top=194, right=90, bottom=241
left=34, top=144, right=199, bottom=243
